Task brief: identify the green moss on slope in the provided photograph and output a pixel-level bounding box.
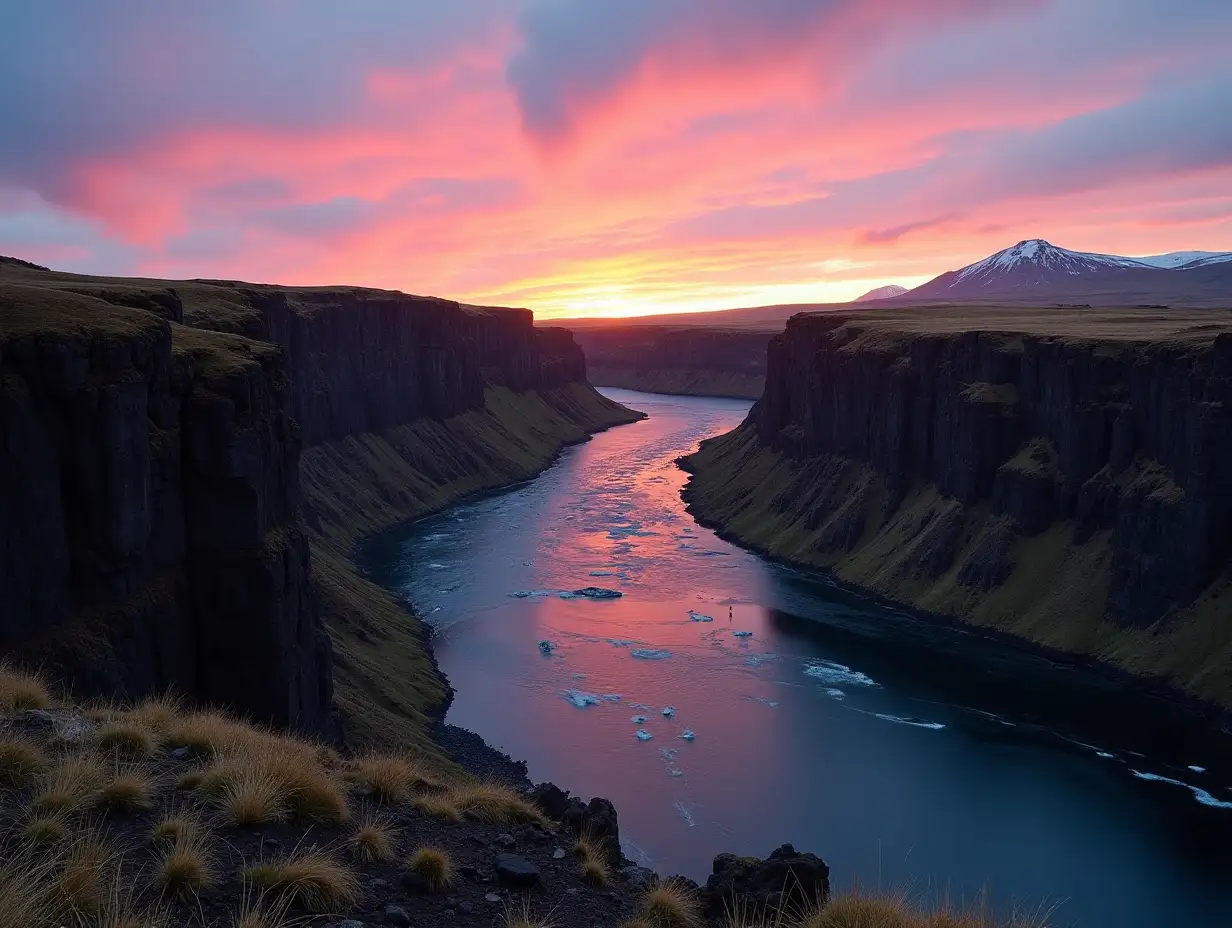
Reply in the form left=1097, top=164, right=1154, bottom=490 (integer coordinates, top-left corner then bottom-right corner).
left=303, top=383, right=644, bottom=760
left=681, top=424, right=1232, bottom=708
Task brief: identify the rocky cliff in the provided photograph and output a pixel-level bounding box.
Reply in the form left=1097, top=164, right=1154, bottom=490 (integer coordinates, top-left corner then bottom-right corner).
left=682, top=305, right=1232, bottom=706
left=0, top=284, right=331, bottom=730
left=572, top=325, right=770, bottom=399
left=0, top=260, right=638, bottom=741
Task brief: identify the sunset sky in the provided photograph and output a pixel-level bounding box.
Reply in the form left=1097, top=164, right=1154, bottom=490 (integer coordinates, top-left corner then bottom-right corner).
left=2, top=1, right=1230, bottom=318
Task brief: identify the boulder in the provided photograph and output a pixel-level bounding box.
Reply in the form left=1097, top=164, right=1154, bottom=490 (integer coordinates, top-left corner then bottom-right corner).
left=704, top=844, right=830, bottom=916
left=528, top=781, right=572, bottom=821
left=494, top=854, right=541, bottom=889
left=562, top=796, right=621, bottom=865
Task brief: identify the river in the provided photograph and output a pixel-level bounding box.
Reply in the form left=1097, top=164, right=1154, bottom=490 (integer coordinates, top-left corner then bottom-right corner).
left=362, top=388, right=1232, bottom=927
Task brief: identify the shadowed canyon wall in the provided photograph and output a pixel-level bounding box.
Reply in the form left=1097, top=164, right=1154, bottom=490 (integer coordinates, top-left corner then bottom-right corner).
left=683, top=307, right=1232, bottom=707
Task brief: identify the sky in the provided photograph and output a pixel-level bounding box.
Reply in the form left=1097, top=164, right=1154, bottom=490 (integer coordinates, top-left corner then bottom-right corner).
left=1, top=1, right=1230, bottom=319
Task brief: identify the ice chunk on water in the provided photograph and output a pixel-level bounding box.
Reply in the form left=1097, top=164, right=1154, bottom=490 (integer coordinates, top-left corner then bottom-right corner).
left=538, top=640, right=556, bottom=655
left=680, top=730, right=696, bottom=741
left=659, top=748, right=679, bottom=761
left=589, top=571, right=616, bottom=577
left=563, top=690, right=602, bottom=708
left=629, top=703, right=652, bottom=711
left=572, top=587, right=623, bottom=599
left=874, top=713, right=945, bottom=730
left=1131, top=771, right=1232, bottom=809
left=668, top=769, right=684, bottom=778
left=601, top=694, right=622, bottom=703
left=824, top=688, right=845, bottom=700
left=635, top=729, right=654, bottom=741
left=688, top=610, right=714, bottom=622
left=572, top=673, right=587, bottom=680
left=607, top=639, right=635, bottom=648
left=631, top=715, right=649, bottom=724
left=511, top=590, right=555, bottom=599
left=1096, top=751, right=1116, bottom=759
left=1189, top=765, right=1207, bottom=774
left=661, top=706, right=676, bottom=718
left=631, top=649, right=672, bottom=661
left=732, top=630, right=753, bottom=639
left=804, top=659, right=877, bottom=687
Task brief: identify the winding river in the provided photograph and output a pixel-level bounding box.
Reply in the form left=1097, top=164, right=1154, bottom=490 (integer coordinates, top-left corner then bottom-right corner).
left=363, top=388, right=1232, bottom=927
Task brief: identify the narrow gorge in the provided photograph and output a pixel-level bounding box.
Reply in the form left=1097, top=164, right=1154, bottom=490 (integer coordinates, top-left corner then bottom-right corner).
left=0, top=258, right=642, bottom=757
left=682, top=305, right=1232, bottom=710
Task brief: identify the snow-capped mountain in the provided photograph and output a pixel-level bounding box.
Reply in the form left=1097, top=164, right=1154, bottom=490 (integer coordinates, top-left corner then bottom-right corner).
left=909, top=239, right=1232, bottom=302
left=854, top=284, right=908, bottom=302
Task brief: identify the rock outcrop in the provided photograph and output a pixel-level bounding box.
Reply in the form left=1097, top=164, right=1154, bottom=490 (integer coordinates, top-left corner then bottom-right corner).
left=0, top=285, right=331, bottom=730
left=683, top=305, right=1232, bottom=705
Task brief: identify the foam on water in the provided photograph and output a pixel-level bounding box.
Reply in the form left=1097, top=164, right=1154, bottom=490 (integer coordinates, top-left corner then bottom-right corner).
left=824, top=688, right=846, bottom=700
left=874, top=713, right=946, bottom=731
left=1131, top=771, right=1232, bottom=809
left=674, top=800, right=696, bottom=827
left=803, top=659, right=878, bottom=687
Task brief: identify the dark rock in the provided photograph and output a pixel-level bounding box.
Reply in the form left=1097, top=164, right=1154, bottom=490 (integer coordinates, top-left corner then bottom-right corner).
left=494, top=854, right=541, bottom=888
left=12, top=709, right=55, bottom=731
left=401, top=872, right=428, bottom=894
left=263, top=837, right=281, bottom=850
left=458, top=903, right=474, bottom=915
left=704, top=844, right=830, bottom=917
left=383, top=905, right=411, bottom=927
left=458, top=865, right=481, bottom=882
left=619, top=866, right=656, bottom=891
left=168, top=746, right=190, bottom=761
left=562, top=797, right=621, bottom=865
left=493, top=833, right=517, bottom=850
left=484, top=893, right=502, bottom=904
left=329, top=921, right=366, bottom=928
left=552, top=848, right=567, bottom=860
left=528, top=782, right=572, bottom=821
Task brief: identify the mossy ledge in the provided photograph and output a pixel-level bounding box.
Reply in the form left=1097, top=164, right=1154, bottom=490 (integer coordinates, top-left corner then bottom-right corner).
left=0, top=260, right=643, bottom=771
left=681, top=305, right=1232, bottom=712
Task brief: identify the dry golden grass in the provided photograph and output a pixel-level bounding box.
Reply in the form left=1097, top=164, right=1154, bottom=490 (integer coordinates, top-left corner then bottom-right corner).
left=177, top=769, right=205, bottom=791
left=581, top=856, right=610, bottom=887
left=575, top=829, right=612, bottom=886
left=95, top=722, right=157, bottom=759
left=84, top=874, right=169, bottom=928
left=213, top=765, right=289, bottom=827
left=412, top=793, right=463, bottom=821
left=0, top=664, right=52, bottom=711
left=231, top=889, right=295, bottom=928
left=32, top=751, right=105, bottom=815
left=244, top=850, right=359, bottom=914
left=201, top=744, right=349, bottom=825
left=347, top=753, right=440, bottom=803
left=794, top=895, right=1054, bottom=928
left=0, top=846, right=60, bottom=928
left=125, top=694, right=183, bottom=734
left=54, top=834, right=115, bottom=914
left=149, top=812, right=200, bottom=847
left=407, top=846, right=455, bottom=893
left=503, top=896, right=557, bottom=928
left=21, top=813, right=68, bottom=846
left=449, top=782, right=548, bottom=825
left=98, top=768, right=155, bottom=814
left=349, top=816, right=397, bottom=864
left=642, top=878, right=703, bottom=928
left=153, top=830, right=216, bottom=900
left=0, top=734, right=48, bottom=786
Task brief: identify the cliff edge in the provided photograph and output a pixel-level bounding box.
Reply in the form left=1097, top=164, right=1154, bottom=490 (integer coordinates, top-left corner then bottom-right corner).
left=682, top=304, right=1232, bottom=707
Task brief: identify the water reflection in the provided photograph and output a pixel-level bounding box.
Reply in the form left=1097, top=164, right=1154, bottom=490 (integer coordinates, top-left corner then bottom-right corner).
left=363, top=388, right=1232, bottom=928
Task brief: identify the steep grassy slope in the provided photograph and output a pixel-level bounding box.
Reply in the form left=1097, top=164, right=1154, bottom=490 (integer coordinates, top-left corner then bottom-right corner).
left=682, top=305, right=1232, bottom=708
left=302, top=384, right=643, bottom=759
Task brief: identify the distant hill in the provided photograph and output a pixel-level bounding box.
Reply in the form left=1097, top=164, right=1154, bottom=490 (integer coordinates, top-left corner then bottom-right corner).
left=907, top=239, right=1232, bottom=303
left=854, top=284, right=908, bottom=302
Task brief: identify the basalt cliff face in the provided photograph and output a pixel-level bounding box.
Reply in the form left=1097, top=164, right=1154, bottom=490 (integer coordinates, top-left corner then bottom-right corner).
left=682, top=306, right=1232, bottom=706
left=0, top=261, right=638, bottom=741
left=572, top=325, right=770, bottom=399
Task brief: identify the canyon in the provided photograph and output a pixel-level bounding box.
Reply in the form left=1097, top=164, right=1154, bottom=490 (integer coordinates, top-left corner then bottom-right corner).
left=0, top=257, right=641, bottom=749
left=681, top=304, right=1232, bottom=710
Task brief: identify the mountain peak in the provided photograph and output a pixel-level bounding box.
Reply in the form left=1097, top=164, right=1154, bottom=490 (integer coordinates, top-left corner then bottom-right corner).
left=854, top=284, right=908, bottom=302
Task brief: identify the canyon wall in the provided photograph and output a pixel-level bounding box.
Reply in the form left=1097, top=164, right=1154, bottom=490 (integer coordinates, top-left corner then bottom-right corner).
left=573, top=325, right=770, bottom=399
left=682, top=306, right=1232, bottom=705
left=0, top=260, right=637, bottom=741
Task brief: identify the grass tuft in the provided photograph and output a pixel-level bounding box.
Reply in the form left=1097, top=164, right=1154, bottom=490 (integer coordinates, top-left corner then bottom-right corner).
left=126, top=693, right=183, bottom=734
left=177, top=769, right=205, bottom=791
left=349, top=816, right=397, bottom=864
left=214, top=765, right=289, bottom=827
left=642, top=877, right=703, bottom=928
left=153, top=830, right=216, bottom=900
left=503, top=896, right=556, bottom=928
left=407, top=846, right=455, bottom=893
left=244, top=850, right=359, bottom=913
left=201, top=746, right=349, bottom=825
left=95, top=722, right=157, bottom=759
left=0, top=734, right=49, bottom=786
left=149, top=812, right=200, bottom=847
left=348, top=753, right=438, bottom=803
left=450, top=782, right=549, bottom=825
left=98, top=768, right=155, bottom=814
left=32, top=750, right=105, bottom=815
left=0, top=663, right=53, bottom=710
left=21, top=813, right=68, bottom=846
left=412, top=793, right=463, bottom=821
left=55, top=834, right=115, bottom=914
